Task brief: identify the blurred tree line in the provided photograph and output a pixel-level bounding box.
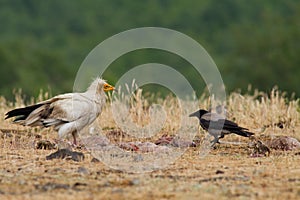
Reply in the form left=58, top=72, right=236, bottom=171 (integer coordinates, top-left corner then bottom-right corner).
left=0, top=0, right=299, bottom=101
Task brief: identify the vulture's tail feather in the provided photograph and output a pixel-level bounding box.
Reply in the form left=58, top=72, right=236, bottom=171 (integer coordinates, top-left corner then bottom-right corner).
left=5, top=104, right=43, bottom=121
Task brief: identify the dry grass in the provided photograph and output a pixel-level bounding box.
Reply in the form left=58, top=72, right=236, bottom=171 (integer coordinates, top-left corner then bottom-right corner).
left=0, top=88, right=299, bottom=199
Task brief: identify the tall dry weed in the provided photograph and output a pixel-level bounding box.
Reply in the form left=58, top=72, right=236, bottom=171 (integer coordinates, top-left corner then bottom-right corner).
left=1, top=86, right=299, bottom=140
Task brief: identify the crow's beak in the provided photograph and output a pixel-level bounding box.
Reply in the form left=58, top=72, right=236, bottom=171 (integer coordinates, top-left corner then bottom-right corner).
left=189, top=111, right=198, bottom=117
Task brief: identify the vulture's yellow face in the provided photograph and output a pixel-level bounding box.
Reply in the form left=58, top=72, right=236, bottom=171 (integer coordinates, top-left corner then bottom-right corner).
left=103, top=83, right=115, bottom=92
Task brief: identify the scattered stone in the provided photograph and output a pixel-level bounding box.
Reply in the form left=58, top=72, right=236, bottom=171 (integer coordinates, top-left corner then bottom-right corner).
left=199, top=176, right=249, bottom=183
left=56, top=141, right=73, bottom=150
left=119, top=141, right=170, bottom=153
left=112, top=188, right=124, bottom=193
left=73, top=182, right=88, bottom=191
left=133, top=154, right=144, bottom=162
left=35, top=134, right=42, bottom=139
left=0, top=131, right=13, bottom=138
left=18, top=180, right=26, bottom=185
left=37, top=182, right=70, bottom=191
left=91, top=157, right=100, bottom=163
left=73, top=182, right=88, bottom=187
left=46, top=149, right=84, bottom=162
left=81, top=136, right=110, bottom=150
left=103, top=181, right=111, bottom=187
left=77, top=167, right=89, bottom=175
left=36, top=140, right=56, bottom=150
left=130, top=178, right=140, bottom=186
left=216, top=170, right=225, bottom=174
left=0, top=128, right=26, bottom=138
left=288, top=178, right=300, bottom=182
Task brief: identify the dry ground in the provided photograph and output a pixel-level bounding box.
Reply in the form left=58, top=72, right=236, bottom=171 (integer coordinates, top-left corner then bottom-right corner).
left=0, top=89, right=299, bottom=200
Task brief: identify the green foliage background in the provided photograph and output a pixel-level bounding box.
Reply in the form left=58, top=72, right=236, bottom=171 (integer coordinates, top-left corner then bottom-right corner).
left=0, top=0, right=299, bottom=100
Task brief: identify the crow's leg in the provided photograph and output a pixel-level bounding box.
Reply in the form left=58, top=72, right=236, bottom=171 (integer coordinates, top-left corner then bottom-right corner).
left=210, top=136, right=220, bottom=146
left=219, top=133, right=225, bottom=139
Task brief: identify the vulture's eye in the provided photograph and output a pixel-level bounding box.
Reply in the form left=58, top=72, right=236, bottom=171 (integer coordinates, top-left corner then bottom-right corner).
left=103, top=83, right=115, bottom=92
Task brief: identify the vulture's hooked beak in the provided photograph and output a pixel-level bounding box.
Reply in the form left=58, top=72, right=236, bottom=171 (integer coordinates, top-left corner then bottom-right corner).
left=103, top=83, right=115, bottom=92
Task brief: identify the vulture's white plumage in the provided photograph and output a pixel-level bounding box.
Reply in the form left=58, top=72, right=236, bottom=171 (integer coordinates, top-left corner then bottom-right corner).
left=5, top=78, right=114, bottom=144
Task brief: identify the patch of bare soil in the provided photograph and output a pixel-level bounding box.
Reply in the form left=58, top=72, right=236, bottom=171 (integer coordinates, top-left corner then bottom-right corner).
left=0, top=129, right=299, bottom=200
left=1, top=89, right=299, bottom=199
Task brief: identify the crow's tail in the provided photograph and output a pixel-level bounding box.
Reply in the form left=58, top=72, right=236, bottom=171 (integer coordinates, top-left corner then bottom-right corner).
left=232, top=129, right=254, bottom=137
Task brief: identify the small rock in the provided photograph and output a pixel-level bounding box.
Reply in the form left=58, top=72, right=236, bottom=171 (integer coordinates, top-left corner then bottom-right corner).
left=130, top=179, right=140, bottom=185
left=77, top=167, right=89, bottom=175
left=216, top=170, right=225, bottom=174
left=37, top=182, right=70, bottom=191
left=112, top=188, right=124, bottom=193
left=91, top=157, right=100, bottom=162
left=46, top=149, right=84, bottom=162
left=73, top=182, right=88, bottom=187
left=73, top=182, right=88, bottom=191
left=81, top=136, right=110, bottom=149
left=1, top=131, right=13, bottom=138
left=36, top=140, right=56, bottom=150
left=35, top=134, right=42, bottom=139
left=133, top=154, right=144, bottom=162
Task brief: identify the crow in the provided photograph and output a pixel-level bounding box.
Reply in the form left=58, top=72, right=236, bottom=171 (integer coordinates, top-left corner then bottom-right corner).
left=189, top=109, right=254, bottom=146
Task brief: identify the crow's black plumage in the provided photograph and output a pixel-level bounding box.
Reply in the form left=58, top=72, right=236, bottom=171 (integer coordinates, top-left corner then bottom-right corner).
left=189, top=109, right=254, bottom=145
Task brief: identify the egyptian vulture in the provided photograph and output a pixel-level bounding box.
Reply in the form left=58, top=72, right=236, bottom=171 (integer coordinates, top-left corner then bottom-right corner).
left=189, top=109, right=254, bottom=145
left=5, top=78, right=114, bottom=145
